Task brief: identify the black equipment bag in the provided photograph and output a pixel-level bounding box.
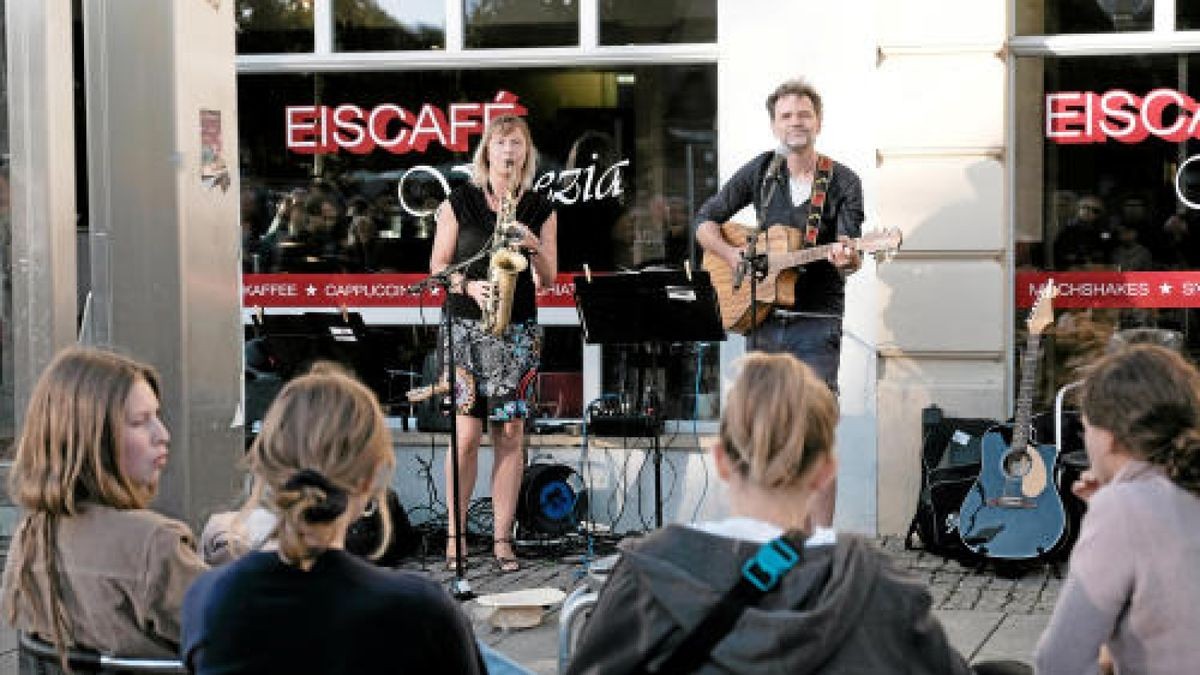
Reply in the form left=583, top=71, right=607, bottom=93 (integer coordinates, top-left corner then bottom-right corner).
left=345, top=488, right=417, bottom=566
left=906, top=405, right=997, bottom=560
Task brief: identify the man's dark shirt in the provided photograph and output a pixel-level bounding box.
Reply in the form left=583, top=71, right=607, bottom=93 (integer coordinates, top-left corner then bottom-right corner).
left=695, top=150, right=864, bottom=315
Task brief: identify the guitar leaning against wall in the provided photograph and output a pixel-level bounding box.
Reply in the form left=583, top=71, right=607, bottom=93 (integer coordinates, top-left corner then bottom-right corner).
left=700, top=223, right=902, bottom=333
left=957, top=280, right=1067, bottom=561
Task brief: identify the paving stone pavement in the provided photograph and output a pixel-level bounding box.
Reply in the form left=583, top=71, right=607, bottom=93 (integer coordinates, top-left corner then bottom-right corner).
left=0, top=535, right=1060, bottom=674
left=418, top=534, right=1060, bottom=674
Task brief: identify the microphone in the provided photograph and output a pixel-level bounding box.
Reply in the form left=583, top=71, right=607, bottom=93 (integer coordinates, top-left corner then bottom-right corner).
left=762, top=146, right=788, bottom=188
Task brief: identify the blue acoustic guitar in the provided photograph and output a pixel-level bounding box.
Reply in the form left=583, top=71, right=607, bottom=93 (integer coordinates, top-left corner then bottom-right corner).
left=958, top=281, right=1066, bottom=561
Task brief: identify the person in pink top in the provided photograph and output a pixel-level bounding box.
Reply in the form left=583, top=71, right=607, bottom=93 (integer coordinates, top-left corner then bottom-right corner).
left=1036, top=344, right=1200, bottom=675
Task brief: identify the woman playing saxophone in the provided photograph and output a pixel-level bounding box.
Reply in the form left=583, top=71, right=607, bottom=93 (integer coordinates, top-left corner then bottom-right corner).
left=429, top=114, right=558, bottom=572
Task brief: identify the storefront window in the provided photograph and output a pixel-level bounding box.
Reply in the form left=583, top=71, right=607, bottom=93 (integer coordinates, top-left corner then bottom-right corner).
left=1016, top=0, right=1154, bottom=35
left=236, top=0, right=315, bottom=54
left=599, top=0, right=716, bottom=45
left=1180, top=3, right=1200, bottom=30
left=463, top=0, right=577, bottom=48
left=1015, top=53, right=1200, bottom=407
left=237, top=64, right=719, bottom=420
left=334, top=0, right=444, bottom=52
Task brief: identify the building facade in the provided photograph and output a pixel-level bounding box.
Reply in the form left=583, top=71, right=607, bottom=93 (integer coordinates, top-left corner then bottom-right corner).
left=5, top=0, right=1200, bottom=534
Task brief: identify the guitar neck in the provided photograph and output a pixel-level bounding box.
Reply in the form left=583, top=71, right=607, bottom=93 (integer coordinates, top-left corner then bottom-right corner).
left=772, top=240, right=844, bottom=268
left=1011, top=330, right=1042, bottom=450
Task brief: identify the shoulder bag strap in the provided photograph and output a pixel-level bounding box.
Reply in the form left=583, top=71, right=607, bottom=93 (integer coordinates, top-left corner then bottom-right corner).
left=639, top=529, right=809, bottom=675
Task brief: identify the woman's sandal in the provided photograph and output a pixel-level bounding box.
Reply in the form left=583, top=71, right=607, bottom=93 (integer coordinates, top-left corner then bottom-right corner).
left=493, top=538, right=520, bottom=573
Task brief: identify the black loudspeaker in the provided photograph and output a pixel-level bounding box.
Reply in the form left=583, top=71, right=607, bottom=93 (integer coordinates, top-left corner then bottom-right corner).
left=516, top=462, right=586, bottom=537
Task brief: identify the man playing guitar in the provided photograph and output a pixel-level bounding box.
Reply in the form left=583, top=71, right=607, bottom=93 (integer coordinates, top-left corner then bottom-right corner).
left=695, top=78, right=865, bottom=527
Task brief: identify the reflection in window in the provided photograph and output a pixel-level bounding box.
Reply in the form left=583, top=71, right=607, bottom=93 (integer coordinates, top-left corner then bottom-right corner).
left=236, top=0, right=315, bottom=54
left=1180, top=2, right=1200, bottom=30
left=237, top=66, right=716, bottom=275
left=599, top=0, right=716, bottom=45
left=1015, top=53, right=1200, bottom=408
left=463, top=0, right=578, bottom=48
left=237, top=65, right=718, bottom=420
left=1016, top=0, right=1153, bottom=34
left=334, top=0, right=444, bottom=51
left=600, top=344, right=720, bottom=422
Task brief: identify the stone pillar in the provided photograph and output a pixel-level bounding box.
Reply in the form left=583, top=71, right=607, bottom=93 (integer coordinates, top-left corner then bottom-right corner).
left=83, top=0, right=243, bottom=530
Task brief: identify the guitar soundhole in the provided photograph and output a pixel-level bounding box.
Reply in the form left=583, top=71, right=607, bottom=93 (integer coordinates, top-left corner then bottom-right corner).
left=1002, top=450, right=1033, bottom=478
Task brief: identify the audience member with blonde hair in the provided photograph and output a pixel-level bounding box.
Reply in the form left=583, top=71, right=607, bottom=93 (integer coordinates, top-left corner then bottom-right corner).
left=1, top=347, right=207, bottom=666
left=1035, top=345, right=1200, bottom=674
left=181, top=363, right=484, bottom=673
left=567, top=352, right=975, bottom=674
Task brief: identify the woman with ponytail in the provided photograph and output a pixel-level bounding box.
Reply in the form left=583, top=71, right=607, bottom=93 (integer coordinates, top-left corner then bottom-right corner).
left=568, top=353, right=979, bottom=674
left=1, top=347, right=207, bottom=667
left=1036, top=344, right=1200, bottom=674
left=181, top=363, right=483, bottom=673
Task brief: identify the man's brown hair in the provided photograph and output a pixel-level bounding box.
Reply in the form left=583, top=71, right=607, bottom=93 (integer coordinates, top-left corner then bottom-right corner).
left=766, top=78, right=824, bottom=121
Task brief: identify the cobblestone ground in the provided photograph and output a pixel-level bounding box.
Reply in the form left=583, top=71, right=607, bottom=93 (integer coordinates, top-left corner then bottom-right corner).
left=406, top=533, right=1065, bottom=615
left=873, top=536, right=1062, bottom=614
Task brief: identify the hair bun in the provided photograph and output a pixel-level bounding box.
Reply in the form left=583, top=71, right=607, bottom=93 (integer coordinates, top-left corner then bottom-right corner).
left=283, top=469, right=348, bottom=523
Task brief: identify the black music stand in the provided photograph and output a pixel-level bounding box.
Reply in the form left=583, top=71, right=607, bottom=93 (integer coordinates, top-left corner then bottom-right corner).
left=573, top=267, right=725, bottom=527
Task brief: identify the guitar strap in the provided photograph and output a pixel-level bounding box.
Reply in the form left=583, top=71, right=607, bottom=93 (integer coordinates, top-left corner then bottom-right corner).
left=802, top=155, right=835, bottom=248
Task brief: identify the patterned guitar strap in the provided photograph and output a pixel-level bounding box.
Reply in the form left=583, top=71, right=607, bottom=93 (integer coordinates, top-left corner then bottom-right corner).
left=802, top=155, right=835, bottom=247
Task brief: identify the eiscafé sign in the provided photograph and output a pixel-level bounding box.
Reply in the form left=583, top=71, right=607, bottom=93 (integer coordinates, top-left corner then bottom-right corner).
left=285, top=90, right=527, bottom=155
left=1045, top=88, right=1200, bottom=208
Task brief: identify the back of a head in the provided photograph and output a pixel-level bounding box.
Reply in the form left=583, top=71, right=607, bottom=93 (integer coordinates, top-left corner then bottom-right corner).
left=1081, top=344, right=1200, bottom=494
left=9, top=346, right=159, bottom=514
left=249, top=362, right=395, bottom=565
left=720, top=352, right=838, bottom=489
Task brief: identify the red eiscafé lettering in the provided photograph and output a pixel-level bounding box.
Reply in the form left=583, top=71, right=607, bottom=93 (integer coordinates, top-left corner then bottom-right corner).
left=286, top=91, right=528, bottom=156
left=1046, top=89, right=1200, bottom=145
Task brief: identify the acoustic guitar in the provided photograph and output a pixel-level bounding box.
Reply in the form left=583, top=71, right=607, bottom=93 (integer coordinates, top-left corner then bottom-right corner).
left=701, top=223, right=903, bottom=333
left=957, top=280, right=1067, bottom=561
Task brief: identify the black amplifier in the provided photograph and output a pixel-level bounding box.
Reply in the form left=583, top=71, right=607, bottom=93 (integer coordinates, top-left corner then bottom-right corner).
left=587, top=414, right=663, bottom=438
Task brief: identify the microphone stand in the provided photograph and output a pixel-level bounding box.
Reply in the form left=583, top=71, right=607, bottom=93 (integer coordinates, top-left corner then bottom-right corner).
left=746, top=157, right=784, bottom=350
left=407, top=248, right=491, bottom=600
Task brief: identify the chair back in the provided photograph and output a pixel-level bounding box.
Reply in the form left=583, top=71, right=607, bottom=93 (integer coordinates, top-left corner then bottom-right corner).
left=19, top=633, right=186, bottom=675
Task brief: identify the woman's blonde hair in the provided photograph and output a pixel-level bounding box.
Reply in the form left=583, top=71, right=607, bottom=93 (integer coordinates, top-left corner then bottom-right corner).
left=470, top=114, right=538, bottom=192
left=245, top=363, right=395, bottom=566
left=720, top=352, right=838, bottom=489
left=4, top=346, right=163, bottom=660
left=1081, top=344, right=1200, bottom=495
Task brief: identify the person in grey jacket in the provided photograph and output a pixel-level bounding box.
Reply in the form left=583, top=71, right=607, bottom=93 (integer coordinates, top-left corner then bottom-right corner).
left=566, top=352, right=976, bottom=675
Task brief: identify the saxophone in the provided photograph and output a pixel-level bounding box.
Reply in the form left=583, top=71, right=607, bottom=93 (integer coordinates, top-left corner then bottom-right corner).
left=481, top=171, right=528, bottom=336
